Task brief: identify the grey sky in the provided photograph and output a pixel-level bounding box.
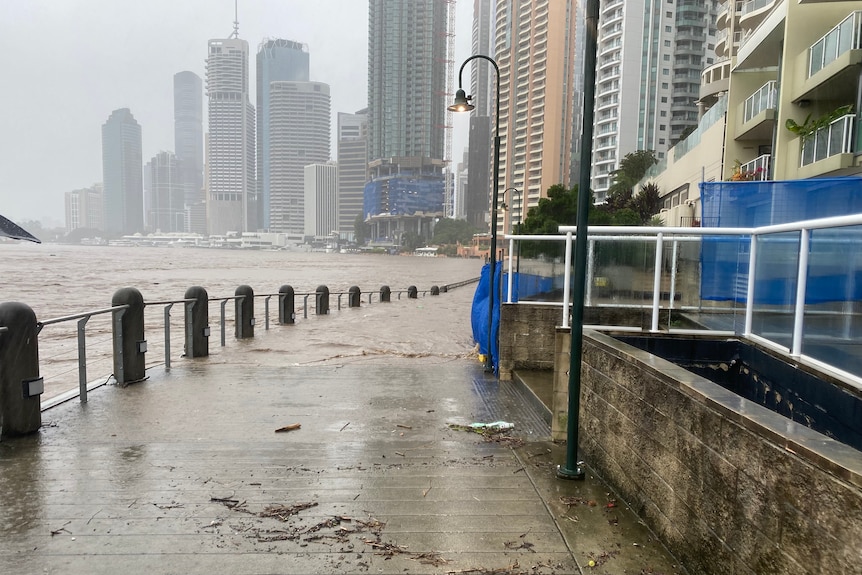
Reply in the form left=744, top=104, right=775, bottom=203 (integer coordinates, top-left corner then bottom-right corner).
left=0, top=0, right=473, bottom=224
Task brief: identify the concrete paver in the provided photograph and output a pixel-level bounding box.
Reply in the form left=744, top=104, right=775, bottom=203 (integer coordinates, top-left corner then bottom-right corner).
left=1, top=356, right=682, bottom=575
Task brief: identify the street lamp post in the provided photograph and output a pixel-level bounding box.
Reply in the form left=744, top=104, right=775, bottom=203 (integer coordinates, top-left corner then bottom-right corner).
left=557, top=0, right=600, bottom=481
left=449, top=55, right=500, bottom=373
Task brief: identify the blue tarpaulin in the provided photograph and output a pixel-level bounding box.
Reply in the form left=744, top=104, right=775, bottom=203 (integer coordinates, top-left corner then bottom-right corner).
left=700, top=177, right=862, bottom=303
left=471, top=262, right=501, bottom=369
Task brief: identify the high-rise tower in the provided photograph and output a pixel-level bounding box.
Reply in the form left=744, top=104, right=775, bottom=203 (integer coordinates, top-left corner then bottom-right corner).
left=173, top=71, right=204, bottom=212
left=337, top=110, right=368, bottom=240
left=590, top=0, right=720, bottom=201
left=102, top=108, right=143, bottom=235
left=466, top=0, right=496, bottom=229
left=363, top=0, right=450, bottom=229
left=256, top=39, right=310, bottom=230
left=367, top=0, right=448, bottom=189
left=206, top=28, right=256, bottom=235
left=268, top=81, right=331, bottom=235
left=495, top=0, right=580, bottom=229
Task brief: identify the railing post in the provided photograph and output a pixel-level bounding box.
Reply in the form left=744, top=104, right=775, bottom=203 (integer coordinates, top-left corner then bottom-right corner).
left=669, top=239, right=679, bottom=310
left=0, top=302, right=41, bottom=437
left=651, top=232, right=663, bottom=333
left=791, top=229, right=811, bottom=356
left=380, top=285, right=391, bottom=302
left=316, top=285, right=330, bottom=315
left=264, top=296, right=272, bottom=330
left=111, top=287, right=146, bottom=386
left=303, top=295, right=310, bottom=319
left=164, top=303, right=173, bottom=369
left=562, top=231, right=573, bottom=328
left=220, top=300, right=228, bottom=346
left=430, top=285, right=440, bottom=296
left=407, top=286, right=418, bottom=299
left=184, top=286, right=209, bottom=358
left=235, top=285, right=255, bottom=339
left=348, top=286, right=361, bottom=307
left=278, top=285, right=295, bottom=324
left=744, top=235, right=758, bottom=337
left=507, top=238, right=514, bottom=303
left=77, top=316, right=89, bottom=402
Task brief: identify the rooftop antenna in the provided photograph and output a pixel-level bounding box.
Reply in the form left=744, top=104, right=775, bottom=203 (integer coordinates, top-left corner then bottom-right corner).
left=231, top=0, right=239, bottom=38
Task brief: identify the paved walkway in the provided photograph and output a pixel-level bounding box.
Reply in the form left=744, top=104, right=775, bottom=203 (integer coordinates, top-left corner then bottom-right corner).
left=1, top=356, right=682, bottom=574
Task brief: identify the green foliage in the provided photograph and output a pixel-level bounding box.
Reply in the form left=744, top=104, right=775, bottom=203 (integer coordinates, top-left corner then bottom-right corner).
left=609, top=150, right=658, bottom=193
left=432, top=217, right=479, bottom=246
left=631, top=182, right=662, bottom=224
left=785, top=105, right=853, bottom=139
left=353, top=213, right=370, bottom=246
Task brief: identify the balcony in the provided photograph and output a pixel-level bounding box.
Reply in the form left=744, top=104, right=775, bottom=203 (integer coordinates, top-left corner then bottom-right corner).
left=736, top=80, right=778, bottom=141
left=808, top=11, right=862, bottom=77
left=739, top=0, right=777, bottom=30
left=800, top=113, right=855, bottom=168
left=738, top=154, right=771, bottom=181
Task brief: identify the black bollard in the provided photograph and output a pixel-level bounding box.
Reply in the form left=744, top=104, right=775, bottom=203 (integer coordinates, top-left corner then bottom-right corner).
left=407, top=285, right=418, bottom=299
left=184, top=286, right=209, bottom=358
left=279, top=285, right=296, bottom=324
left=430, top=285, right=440, bottom=296
left=379, top=285, right=391, bottom=303
left=235, top=285, right=255, bottom=339
left=441, top=285, right=448, bottom=293
left=112, top=287, right=146, bottom=386
left=0, top=302, right=41, bottom=437
left=348, top=286, right=361, bottom=308
left=316, top=285, right=330, bottom=315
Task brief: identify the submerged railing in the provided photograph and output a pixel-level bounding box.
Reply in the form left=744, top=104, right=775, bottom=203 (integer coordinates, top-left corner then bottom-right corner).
left=503, top=213, right=862, bottom=388
left=0, top=282, right=464, bottom=417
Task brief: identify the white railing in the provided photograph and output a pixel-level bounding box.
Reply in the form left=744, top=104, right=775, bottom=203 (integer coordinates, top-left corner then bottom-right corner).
left=800, top=114, right=855, bottom=166
left=504, top=213, right=862, bottom=388
left=743, top=81, right=777, bottom=123
left=809, top=11, right=862, bottom=77
left=740, top=154, right=770, bottom=180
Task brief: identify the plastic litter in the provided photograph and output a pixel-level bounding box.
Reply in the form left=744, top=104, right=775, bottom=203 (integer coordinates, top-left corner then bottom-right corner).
left=469, top=421, right=514, bottom=431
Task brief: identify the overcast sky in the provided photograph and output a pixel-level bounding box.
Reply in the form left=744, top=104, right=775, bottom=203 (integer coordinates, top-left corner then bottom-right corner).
left=0, top=0, right=473, bottom=225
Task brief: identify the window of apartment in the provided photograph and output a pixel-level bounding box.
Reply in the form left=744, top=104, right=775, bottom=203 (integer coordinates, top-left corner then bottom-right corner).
left=665, top=26, right=672, bottom=33
left=661, top=83, right=668, bottom=89
left=660, top=125, right=666, bottom=131
left=664, top=40, right=671, bottom=47
left=661, top=97, right=667, bottom=103
left=659, top=138, right=665, bottom=145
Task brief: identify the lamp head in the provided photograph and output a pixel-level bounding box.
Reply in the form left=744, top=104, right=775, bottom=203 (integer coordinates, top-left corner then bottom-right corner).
left=448, top=89, right=475, bottom=112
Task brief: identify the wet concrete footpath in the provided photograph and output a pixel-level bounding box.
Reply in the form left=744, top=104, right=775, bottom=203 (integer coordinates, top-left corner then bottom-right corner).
left=0, top=357, right=683, bottom=575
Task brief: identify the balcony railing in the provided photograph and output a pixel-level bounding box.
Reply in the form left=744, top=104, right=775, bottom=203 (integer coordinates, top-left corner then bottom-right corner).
left=743, top=81, right=777, bottom=123
left=741, top=0, right=774, bottom=17
left=809, top=11, right=862, bottom=77
left=800, top=114, right=855, bottom=166
left=740, top=154, right=771, bottom=180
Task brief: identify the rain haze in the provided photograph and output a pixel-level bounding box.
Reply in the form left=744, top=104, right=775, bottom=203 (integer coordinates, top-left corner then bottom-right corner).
left=0, top=0, right=473, bottom=225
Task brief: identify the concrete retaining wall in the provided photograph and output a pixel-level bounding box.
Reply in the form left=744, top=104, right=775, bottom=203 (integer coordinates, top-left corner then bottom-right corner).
left=498, top=303, right=560, bottom=380
left=553, top=328, right=862, bottom=575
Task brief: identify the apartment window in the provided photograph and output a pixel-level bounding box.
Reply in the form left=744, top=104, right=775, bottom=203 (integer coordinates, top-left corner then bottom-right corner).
left=661, top=83, right=668, bottom=89
left=664, top=40, right=671, bottom=47
left=665, top=26, right=672, bottom=32
left=659, top=138, right=666, bottom=145
left=660, top=125, right=666, bottom=131
left=661, top=97, right=667, bottom=103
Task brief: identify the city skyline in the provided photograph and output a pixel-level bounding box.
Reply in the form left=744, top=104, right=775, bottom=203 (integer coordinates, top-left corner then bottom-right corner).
left=0, top=1, right=473, bottom=225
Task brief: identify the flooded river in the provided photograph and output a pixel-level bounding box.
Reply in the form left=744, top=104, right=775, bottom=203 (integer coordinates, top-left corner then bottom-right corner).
left=0, top=243, right=483, bottom=400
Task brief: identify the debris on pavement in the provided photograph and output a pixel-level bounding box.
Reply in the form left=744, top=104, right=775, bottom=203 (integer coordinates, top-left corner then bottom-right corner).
left=275, top=423, right=301, bottom=433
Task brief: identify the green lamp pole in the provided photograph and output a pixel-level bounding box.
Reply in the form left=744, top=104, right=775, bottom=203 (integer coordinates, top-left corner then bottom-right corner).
left=449, top=55, right=500, bottom=373
left=557, top=0, right=600, bottom=481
